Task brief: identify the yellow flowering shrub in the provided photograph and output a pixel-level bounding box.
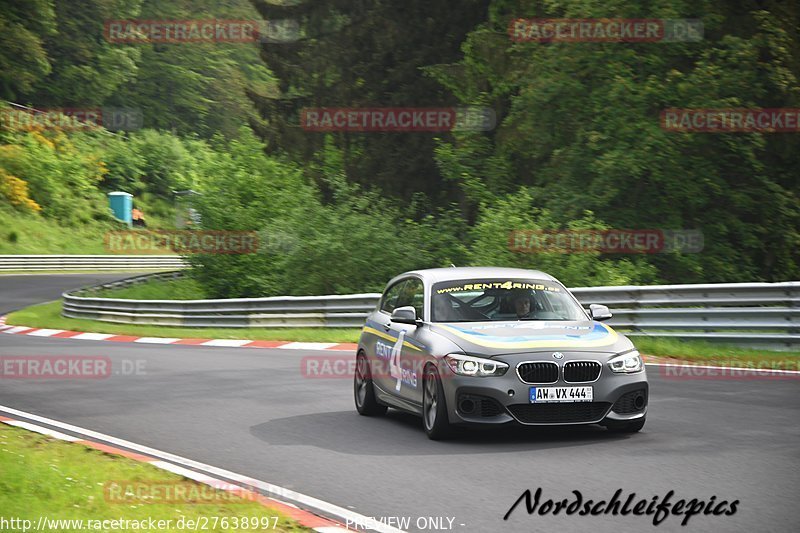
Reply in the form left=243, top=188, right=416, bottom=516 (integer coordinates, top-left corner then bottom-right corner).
left=0, top=170, right=41, bottom=212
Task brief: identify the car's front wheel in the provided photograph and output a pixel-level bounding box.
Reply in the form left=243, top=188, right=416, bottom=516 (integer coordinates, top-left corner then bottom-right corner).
left=605, top=416, right=646, bottom=433
left=422, top=365, right=451, bottom=440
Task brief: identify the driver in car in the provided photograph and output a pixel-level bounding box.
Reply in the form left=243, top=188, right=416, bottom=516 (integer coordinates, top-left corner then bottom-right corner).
left=512, top=289, right=533, bottom=319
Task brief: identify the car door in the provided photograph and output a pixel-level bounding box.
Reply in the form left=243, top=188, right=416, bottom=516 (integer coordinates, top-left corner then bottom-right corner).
left=367, top=278, right=411, bottom=396
left=388, top=277, right=427, bottom=405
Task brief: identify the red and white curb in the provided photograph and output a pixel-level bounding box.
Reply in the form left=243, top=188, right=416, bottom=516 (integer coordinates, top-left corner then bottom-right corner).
left=0, top=316, right=358, bottom=352
left=0, top=404, right=405, bottom=533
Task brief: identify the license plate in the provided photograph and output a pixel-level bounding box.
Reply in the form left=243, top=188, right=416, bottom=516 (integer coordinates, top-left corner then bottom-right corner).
left=529, top=386, right=593, bottom=403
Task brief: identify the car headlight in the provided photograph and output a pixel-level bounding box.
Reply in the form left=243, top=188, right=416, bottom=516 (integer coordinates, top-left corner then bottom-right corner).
left=445, top=354, right=508, bottom=377
left=607, top=350, right=643, bottom=373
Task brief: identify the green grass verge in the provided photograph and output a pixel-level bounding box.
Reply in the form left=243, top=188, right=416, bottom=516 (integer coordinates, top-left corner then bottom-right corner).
left=0, top=207, right=112, bottom=254
left=0, top=197, right=178, bottom=255
left=6, top=301, right=361, bottom=343
left=96, top=278, right=206, bottom=299
left=0, top=425, right=311, bottom=532
left=631, top=336, right=798, bottom=364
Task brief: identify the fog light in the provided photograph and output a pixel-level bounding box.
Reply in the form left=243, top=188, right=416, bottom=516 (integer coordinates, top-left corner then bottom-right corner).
left=459, top=399, right=476, bottom=414
left=634, top=394, right=645, bottom=409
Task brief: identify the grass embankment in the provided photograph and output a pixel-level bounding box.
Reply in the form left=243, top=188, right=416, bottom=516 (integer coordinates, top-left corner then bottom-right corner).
left=96, top=278, right=206, bottom=299
left=629, top=336, right=798, bottom=365
left=0, top=207, right=113, bottom=254
left=0, top=196, right=177, bottom=255
left=6, top=301, right=362, bottom=343
left=0, top=425, right=311, bottom=532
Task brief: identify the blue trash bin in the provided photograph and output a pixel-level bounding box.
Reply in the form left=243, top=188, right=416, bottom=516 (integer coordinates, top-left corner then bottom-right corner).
left=108, top=192, right=133, bottom=226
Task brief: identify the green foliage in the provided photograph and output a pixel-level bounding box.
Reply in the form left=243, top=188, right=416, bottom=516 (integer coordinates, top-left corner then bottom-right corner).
left=1, top=0, right=798, bottom=291
left=468, top=188, right=657, bottom=287
left=429, top=0, right=800, bottom=283
left=0, top=0, right=56, bottom=99
left=105, top=0, right=275, bottom=139
left=248, top=0, right=490, bottom=202
left=29, top=0, right=143, bottom=104
left=269, top=184, right=467, bottom=295
left=188, top=132, right=469, bottom=297
left=97, top=278, right=206, bottom=300
left=0, top=128, right=109, bottom=224
left=126, top=131, right=194, bottom=196
left=1, top=0, right=270, bottom=140
left=73, top=129, right=203, bottom=197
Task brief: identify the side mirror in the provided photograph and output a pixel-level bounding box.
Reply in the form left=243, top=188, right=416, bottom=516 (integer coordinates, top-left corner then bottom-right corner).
left=589, top=304, right=613, bottom=321
left=391, top=306, right=420, bottom=325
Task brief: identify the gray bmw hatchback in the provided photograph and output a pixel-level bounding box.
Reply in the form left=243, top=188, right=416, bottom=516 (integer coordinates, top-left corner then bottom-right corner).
left=354, top=267, right=648, bottom=439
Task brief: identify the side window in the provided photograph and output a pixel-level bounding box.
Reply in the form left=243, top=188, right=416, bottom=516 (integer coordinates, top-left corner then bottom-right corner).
left=380, top=280, right=407, bottom=314
left=396, top=278, right=424, bottom=319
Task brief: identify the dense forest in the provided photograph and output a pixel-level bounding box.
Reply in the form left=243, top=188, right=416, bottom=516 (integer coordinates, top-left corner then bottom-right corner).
left=0, top=0, right=798, bottom=296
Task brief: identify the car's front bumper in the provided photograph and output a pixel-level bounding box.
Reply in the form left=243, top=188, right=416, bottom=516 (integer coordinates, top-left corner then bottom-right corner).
left=441, top=357, right=648, bottom=426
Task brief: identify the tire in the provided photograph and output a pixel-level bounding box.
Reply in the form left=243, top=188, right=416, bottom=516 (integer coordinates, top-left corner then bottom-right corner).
left=422, top=365, right=451, bottom=440
left=354, top=352, right=387, bottom=416
left=605, top=417, right=646, bottom=433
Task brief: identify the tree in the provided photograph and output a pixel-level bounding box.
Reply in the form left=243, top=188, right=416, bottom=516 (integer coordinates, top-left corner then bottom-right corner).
left=428, top=0, right=800, bottom=282
left=29, top=0, right=142, bottom=105
left=0, top=0, right=56, bottom=100
left=107, top=0, right=276, bottom=139
left=248, top=0, right=490, bottom=203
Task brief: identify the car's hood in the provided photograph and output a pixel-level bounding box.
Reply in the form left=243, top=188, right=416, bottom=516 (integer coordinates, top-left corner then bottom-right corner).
left=428, top=320, right=631, bottom=356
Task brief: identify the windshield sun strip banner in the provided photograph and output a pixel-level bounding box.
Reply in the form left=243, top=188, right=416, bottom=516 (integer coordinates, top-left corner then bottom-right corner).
left=434, top=280, right=562, bottom=294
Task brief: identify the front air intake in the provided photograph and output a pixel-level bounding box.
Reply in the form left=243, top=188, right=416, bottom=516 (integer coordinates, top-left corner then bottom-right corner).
left=517, top=362, right=559, bottom=384
left=564, top=361, right=601, bottom=382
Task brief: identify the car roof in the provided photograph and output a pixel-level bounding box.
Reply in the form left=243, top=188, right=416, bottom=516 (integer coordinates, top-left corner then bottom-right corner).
left=398, top=266, right=558, bottom=284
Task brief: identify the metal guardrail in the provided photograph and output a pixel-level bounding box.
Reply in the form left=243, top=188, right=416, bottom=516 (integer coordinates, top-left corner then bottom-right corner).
left=569, top=282, right=800, bottom=308
left=572, top=283, right=800, bottom=349
left=0, top=255, right=186, bottom=271
left=60, top=273, right=800, bottom=349
left=63, top=271, right=380, bottom=328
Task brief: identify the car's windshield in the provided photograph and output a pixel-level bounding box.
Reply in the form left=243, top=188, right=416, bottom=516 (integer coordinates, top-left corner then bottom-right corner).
left=430, top=278, right=586, bottom=322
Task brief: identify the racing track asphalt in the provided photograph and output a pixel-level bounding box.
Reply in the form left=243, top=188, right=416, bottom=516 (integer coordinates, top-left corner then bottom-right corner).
left=0, top=274, right=798, bottom=533
left=0, top=272, right=136, bottom=315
